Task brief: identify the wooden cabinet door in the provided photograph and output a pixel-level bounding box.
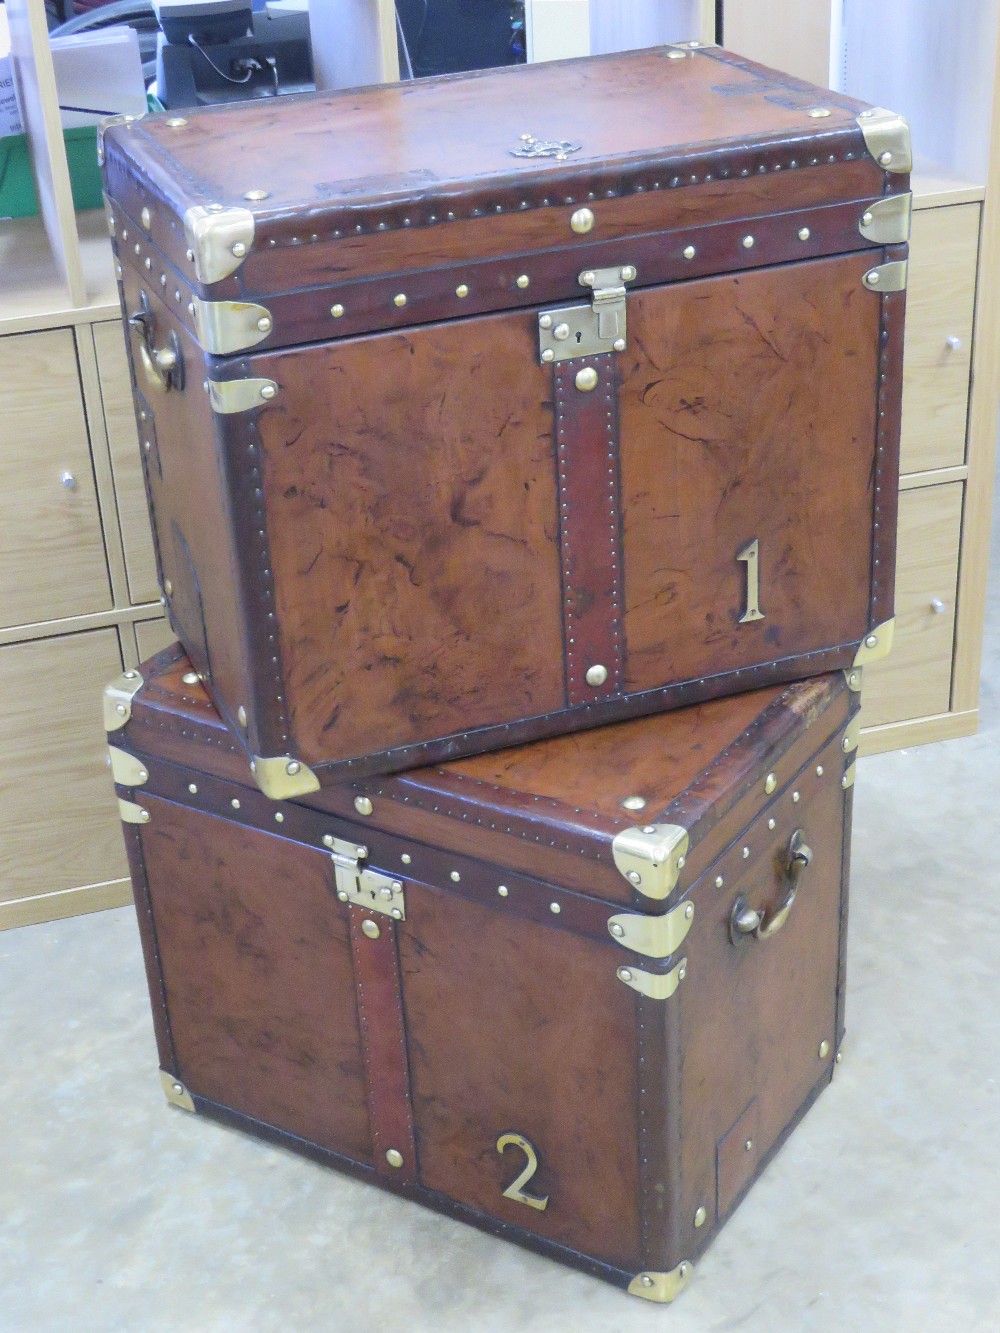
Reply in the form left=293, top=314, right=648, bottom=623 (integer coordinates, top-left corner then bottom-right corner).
left=0, top=629, right=127, bottom=911
left=0, top=329, right=112, bottom=627
left=862, top=483, right=962, bottom=727
left=93, top=320, right=160, bottom=605
left=134, top=617, right=175, bottom=664
left=899, top=205, right=979, bottom=475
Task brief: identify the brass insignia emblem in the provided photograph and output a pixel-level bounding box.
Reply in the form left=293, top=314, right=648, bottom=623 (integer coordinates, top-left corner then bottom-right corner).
left=510, top=134, right=581, bottom=160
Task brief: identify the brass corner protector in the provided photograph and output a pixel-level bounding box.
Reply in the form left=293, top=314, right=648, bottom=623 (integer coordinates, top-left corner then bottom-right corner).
left=191, top=297, right=273, bottom=355
left=104, top=669, right=144, bottom=731
left=160, top=1070, right=195, bottom=1112
left=183, top=204, right=255, bottom=285
left=857, top=107, right=912, bottom=174
left=863, top=259, right=908, bottom=292
left=207, top=378, right=279, bottom=414
left=251, top=755, right=321, bottom=800
left=109, top=746, right=149, bottom=787
left=628, top=1260, right=694, bottom=1303
left=611, top=823, right=689, bottom=901
left=96, top=112, right=143, bottom=166
left=607, top=899, right=694, bottom=959
left=616, top=956, right=687, bottom=1001
left=853, top=618, right=895, bottom=667
left=841, top=760, right=857, bottom=791
left=844, top=666, right=863, bottom=693
left=842, top=712, right=862, bottom=755
left=119, top=797, right=150, bottom=824
left=859, top=192, right=912, bottom=245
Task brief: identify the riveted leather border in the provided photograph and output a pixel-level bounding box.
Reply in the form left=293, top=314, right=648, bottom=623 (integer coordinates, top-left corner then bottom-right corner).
left=870, top=244, right=906, bottom=625
left=553, top=353, right=625, bottom=706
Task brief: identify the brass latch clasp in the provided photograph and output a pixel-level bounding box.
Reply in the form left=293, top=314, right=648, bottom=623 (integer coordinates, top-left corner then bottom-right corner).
left=329, top=838, right=406, bottom=920
left=538, top=264, right=637, bottom=364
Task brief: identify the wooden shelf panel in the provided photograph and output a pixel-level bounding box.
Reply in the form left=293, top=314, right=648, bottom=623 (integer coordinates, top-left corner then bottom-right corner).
left=0, top=211, right=119, bottom=336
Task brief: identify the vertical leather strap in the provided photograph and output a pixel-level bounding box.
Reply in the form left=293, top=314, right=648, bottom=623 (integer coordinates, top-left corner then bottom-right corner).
left=552, top=353, right=626, bottom=706
left=348, top=905, right=419, bottom=1185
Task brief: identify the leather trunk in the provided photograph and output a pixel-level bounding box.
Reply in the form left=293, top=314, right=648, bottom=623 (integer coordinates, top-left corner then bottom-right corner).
left=100, top=44, right=907, bottom=797
left=108, top=645, right=858, bottom=1303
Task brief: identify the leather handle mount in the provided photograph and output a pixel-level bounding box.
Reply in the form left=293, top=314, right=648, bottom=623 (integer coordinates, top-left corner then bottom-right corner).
left=128, top=290, right=184, bottom=393
left=729, top=828, right=812, bottom=945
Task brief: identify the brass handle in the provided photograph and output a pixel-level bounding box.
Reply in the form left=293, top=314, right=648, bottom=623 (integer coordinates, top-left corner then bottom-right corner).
left=128, top=291, right=183, bottom=393
left=730, top=828, right=812, bottom=944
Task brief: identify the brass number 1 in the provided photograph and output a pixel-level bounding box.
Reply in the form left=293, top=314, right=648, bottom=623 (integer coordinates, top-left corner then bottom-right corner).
left=496, top=1132, right=549, bottom=1211
left=737, top=538, right=765, bottom=623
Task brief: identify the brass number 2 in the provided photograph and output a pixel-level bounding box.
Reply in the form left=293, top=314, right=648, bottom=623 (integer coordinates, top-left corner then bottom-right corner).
left=496, top=1132, right=549, bottom=1211
left=737, top=538, right=765, bottom=623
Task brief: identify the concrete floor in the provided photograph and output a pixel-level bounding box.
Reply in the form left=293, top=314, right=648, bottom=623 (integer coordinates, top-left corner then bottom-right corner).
left=3, top=530, right=999, bottom=1332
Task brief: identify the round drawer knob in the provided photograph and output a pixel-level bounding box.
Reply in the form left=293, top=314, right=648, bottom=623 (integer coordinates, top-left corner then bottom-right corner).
left=61, top=471, right=77, bottom=490
left=945, top=335, right=962, bottom=351
left=930, top=597, right=947, bottom=614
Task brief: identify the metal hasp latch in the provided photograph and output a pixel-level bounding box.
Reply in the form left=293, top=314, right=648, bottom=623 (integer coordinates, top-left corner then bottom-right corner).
left=329, top=837, right=406, bottom=920
left=538, top=264, right=637, bottom=364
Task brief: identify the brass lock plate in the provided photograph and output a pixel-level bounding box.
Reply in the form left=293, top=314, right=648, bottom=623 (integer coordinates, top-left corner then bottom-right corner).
left=538, top=265, right=635, bottom=364
left=329, top=837, right=406, bottom=920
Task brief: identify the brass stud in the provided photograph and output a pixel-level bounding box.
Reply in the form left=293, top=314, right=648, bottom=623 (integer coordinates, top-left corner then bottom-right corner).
left=553, top=322, right=571, bottom=341
left=879, top=150, right=893, bottom=167
left=550, top=902, right=561, bottom=914
left=613, top=338, right=626, bottom=352
left=163, top=579, right=173, bottom=597
left=244, top=189, right=270, bottom=201
left=330, top=304, right=345, bottom=319
left=541, top=349, right=555, bottom=363
left=516, top=274, right=531, bottom=289
left=861, top=211, right=874, bottom=227
left=450, top=870, right=461, bottom=882
left=866, top=269, right=881, bottom=286
left=715, top=875, right=724, bottom=889
left=231, top=798, right=241, bottom=810
left=684, top=903, right=694, bottom=919
left=362, top=919, right=380, bottom=940
left=865, top=633, right=878, bottom=649
left=819, top=1039, right=831, bottom=1058
left=580, top=271, right=596, bottom=287
left=337, top=890, right=349, bottom=902
left=539, top=314, right=553, bottom=329
left=742, top=846, right=750, bottom=859
left=140, top=206, right=151, bottom=230
left=393, top=293, right=407, bottom=308
left=570, top=207, right=595, bottom=235
left=683, top=244, right=696, bottom=259
left=286, top=761, right=300, bottom=775
left=620, top=265, right=637, bottom=282
left=798, top=226, right=811, bottom=241
left=575, top=367, right=599, bottom=392
left=188, top=783, right=198, bottom=794
left=841, top=774, right=851, bottom=790
left=585, top=664, right=608, bottom=687
left=231, top=242, right=247, bottom=259
left=260, top=384, right=276, bottom=400
left=354, top=795, right=374, bottom=816
left=385, top=1148, right=403, bottom=1168
left=455, top=284, right=469, bottom=299
left=182, top=671, right=199, bottom=685
left=401, top=853, right=412, bottom=865
left=694, top=1206, right=707, bottom=1228
left=792, top=790, right=800, bottom=802
left=764, top=772, right=777, bottom=794
left=620, top=795, right=647, bottom=811
left=817, top=765, right=824, bottom=776
left=237, top=706, right=248, bottom=728
left=744, top=1139, right=754, bottom=1152
left=808, top=107, right=831, bottom=118
left=609, top=922, right=625, bottom=937
left=256, top=316, right=272, bottom=333
left=391, top=907, right=403, bottom=919
left=836, top=1050, right=843, bottom=1064
left=768, top=818, right=776, bottom=830
left=274, top=812, right=284, bottom=823
left=165, top=116, right=187, bottom=127
left=322, top=834, right=335, bottom=848
left=627, top=870, right=642, bottom=886
left=618, top=967, right=633, bottom=982
left=742, top=235, right=755, bottom=249
left=498, top=885, right=509, bottom=897
left=677, top=855, right=685, bottom=869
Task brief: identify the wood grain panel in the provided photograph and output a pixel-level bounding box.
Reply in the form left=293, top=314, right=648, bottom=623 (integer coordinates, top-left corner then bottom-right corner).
left=862, top=484, right=962, bottom=728
left=899, top=205, right=979, bottom=475
left=134, top=617, right=175, bottom=664
left=92, top=320, right=160, bottom=604
left=0, top=628, right=126, bottom=905
left=0, top=328, right=112, bottom=627
left=721, top=0, right=834, bottom=87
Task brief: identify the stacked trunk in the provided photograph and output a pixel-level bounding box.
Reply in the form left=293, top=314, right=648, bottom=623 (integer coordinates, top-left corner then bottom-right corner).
left=101, top=41, right=908, bottom=1303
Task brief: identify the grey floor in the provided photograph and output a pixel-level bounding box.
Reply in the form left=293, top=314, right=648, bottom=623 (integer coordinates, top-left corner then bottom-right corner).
left=4, top=528, right=1000, bottom=1333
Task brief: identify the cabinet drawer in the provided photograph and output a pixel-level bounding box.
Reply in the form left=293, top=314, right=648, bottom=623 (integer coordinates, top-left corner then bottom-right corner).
left=899, top=205, right=979, bottom=475
left=0, top=628, right=128, bottom=904
left=135, top=616, right=176, bottom=663
left=862, top=483, right=962, bottom=727
left=93, top=320, right=160, bottom=605
left=0, top=329, right=112, bottom=627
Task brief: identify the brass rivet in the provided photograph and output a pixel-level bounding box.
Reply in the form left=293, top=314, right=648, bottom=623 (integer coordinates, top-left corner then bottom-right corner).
left=627, top=870, right=641, bottom=885
left=393, top=293, right=407, bottom=308
left=244, top=189, right=270, bottom=201
left=742, top=846, right=750, bottom=859
left=580, top=271, right=596, bottom=287
left=764, top=772, right=777, bottom=794
left=165, top=117, right=187, bottom=127
left=667, top=49, right=686, bottom=59
left=683, top=244, right=696, bottom=259
left=585, top=663, right=608, bottom=687
left=744, top=1138, right=754, bottom=1152
left=609, top=923, right=625, bottom=937
left=362, top=920, right=380, bottom=940
left=498, top=885, right=509, bottom=897
left=819, top=1040, right=831, bottom=1058
left=391, top=907, right=403, bottom=919
left=742, top=234, right=755, bottom=249
left=541, top=349, right=555, bottom=363
left=620, top=265, right=637, bottom=282
left=715, top=875, right=724, bottom=889
left=613, top=338, right=626, bottom=351
left=257, top=316, right=272, bottom=333
left=286, top=761, right=300, bottom=775
left=792, top=790, right=800, bottom=802
left=866, top=269, right=881, bottom=286
left=575, top=367, right=599, bottom=392
left=621, top=795, right=647, bottom=811
left=618, top=968, right=633, bottom=982
left=677, top=855, right=685, bottom=869
left=808, top=107, right=831, bottom=118
left=835, top=1051, right=843, bottom=1064
left=641, top=1275, right=654, bottom=1288
left=861, top=211, right=874, bottom=227
left=817, top=765, right=824, bottom=776
left=182, top=671, right=199, bottom=686
left=231, top=798, right=240, bottom=810
left=842, top=774, right=850, bottom=789
left=642, top=825, right=656, bottom=834
left=553, top=322, right=571, bottom=341
left=237, top=706, right=248, bottom=728
left=694, top=1206, right=707, bottom=1228
left=144, top=257, right=152, bottom=271
left=516, top=274, right=530, bottom=289
left=138, top=769, right=148, bottom=782
left=570, top=207, right=595, bottom=234
left=163, top=579, right=173, bottom=597
left=798, top=226, right=811, bottom=241
left=354, top=795, right=374, bottom=816
left=401, top=853, right=412, bottom=865
left=322, top=834, right=335, bottom=848
left=879, top=150, right=893, bottom=166
left=865, top=633, right=878, bottom=648
left=231, top=242, right=247, bottom=259
left=768, top=818, right=776, bottom=830
left=678, top=964, right=687, bottom=980
left=274, top=812, right=284, bottom=823
left=684, top=903, right=693, bottom=919
left=539, top=314, right=553, bottom=329
left=455, top=284, right=469, bottom=298
left=140, top=206, right=151, bottom=230
left=260, top=384, right=276, bottom=400
left=550, top=902, right=561, bottom=914
left=337, top=890, right=349, bottom=902
left=188, top=783, right=198, bottom=794
left=330, top=304, right=345, bottom=318
left=450, top=870, right=461, bottom=882
left=172, top=1081, right=184, bottom=1095
left=843, top=736, right=852, bottom=751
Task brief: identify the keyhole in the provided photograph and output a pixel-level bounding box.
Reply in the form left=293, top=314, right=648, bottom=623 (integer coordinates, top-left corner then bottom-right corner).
left=575, top=331, right=583, bottom=343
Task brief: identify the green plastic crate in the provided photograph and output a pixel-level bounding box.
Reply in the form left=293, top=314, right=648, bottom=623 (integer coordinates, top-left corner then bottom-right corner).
left=0, top=124, right=102, bottom=219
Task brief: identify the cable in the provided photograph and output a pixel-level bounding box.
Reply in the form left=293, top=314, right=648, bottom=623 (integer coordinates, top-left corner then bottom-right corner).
left=187, top=33, right=255, bottom=84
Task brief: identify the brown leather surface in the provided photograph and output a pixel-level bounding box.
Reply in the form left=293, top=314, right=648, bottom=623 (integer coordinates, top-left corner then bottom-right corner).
left=122, top=823, right=175, bottom=1072
left=619, top=252, right=879, bottom=691
left=138, top=798, right=372, bottom=1161
left=348, top=906, right=419, bottom=1186
left=400, top=881, right=642, bottom=1269
left=102, top=45, right=880, bottom=296
left=251, top=310, right=565, bottom=764
left=553, top=354, right=625, bottom=705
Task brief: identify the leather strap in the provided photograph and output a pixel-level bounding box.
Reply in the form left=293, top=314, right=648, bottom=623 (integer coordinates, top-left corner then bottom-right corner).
left=348, top=905, right=418, bottom=1184
left=553, top=353, right=626, bottom=706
